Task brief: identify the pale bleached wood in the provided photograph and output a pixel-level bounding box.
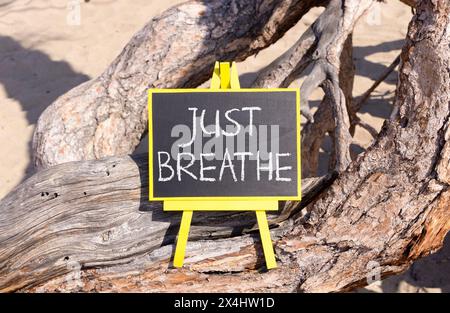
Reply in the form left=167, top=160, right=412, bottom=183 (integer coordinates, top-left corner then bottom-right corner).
left=0, top=154, right=328, bottom=292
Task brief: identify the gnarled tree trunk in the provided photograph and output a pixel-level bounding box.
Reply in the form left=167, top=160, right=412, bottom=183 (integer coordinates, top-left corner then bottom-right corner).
left=1, top=0, right=449, bottom=292
left=32, top=0, right=324, bottom=169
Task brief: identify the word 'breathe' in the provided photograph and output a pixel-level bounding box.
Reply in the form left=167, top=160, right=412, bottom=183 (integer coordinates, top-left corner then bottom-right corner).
left=156, top=106, right=293, bottom=183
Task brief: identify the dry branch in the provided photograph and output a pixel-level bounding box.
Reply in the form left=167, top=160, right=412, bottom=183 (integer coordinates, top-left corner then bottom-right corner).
left=300, top=52, right=400, bottom=177
left=32, top=0, right=324, bottom=169
left=300, top=0, right=376, bottom=173
left=255, top=0, right=374, bottom=176
left=2, top=0, right=448, bottom=293
left=252, top=23, right=316, bottom=90
left=51, top=0, right=450, bottom=292
left=0, top=154, right=330, bottom=292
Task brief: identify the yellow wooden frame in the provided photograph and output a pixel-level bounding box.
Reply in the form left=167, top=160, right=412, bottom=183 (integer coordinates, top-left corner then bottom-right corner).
left=148, top=90, right=301, bottom=202
left=148, top=61, right=301, bottom=270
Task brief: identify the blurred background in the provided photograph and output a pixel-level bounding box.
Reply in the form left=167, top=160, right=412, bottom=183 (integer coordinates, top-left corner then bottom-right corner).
left=0, top=0, right=448, bottom=292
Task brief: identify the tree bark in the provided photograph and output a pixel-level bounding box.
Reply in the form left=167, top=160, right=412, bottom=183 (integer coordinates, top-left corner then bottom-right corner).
left=2, top=0, right=448, bottom=293
left=255, top=0, right=375, bottom=176
left=299, top=32, right=357, bottom=177
left=254, top=0, right=369, bottom=176
left=32, top=0, right=324, bottom=170
left=0, top=154, right=331, bottom=292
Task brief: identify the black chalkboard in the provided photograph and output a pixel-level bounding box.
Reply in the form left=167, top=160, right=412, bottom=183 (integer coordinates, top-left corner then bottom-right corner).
left=148, top=89, right=300, bottom=200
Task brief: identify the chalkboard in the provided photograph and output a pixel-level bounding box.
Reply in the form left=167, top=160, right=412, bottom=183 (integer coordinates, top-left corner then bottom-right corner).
left=148, top=89, right=301, bottom=201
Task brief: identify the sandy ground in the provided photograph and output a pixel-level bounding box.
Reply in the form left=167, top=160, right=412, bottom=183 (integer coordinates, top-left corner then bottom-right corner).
left=0, top=0, right=448, bottom=292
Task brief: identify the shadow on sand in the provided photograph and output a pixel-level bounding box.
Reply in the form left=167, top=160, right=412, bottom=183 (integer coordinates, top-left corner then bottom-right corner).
left=0, top=35, right=90, bottom=179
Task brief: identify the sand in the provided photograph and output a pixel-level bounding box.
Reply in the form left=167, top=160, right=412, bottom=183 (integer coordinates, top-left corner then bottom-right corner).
left=0, top=0, right=448, bottom=292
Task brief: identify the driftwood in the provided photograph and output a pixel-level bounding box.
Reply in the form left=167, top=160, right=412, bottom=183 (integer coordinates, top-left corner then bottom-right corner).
left=32, top=0, right=417, bottom=175
left=33, top=0, right=369, bottom=177
left=300, top=50, right=401, bottom=177
left=0, top=0, right=450, bottom=292
left=31, top=0, right=391, bottom=177
left=1, top=0, right=448, bottom=293
left=32, top=0, right=325, bottom=169
left=0, top=154, right=331, bottom=292
left=251, top=0, right=365, bottom=175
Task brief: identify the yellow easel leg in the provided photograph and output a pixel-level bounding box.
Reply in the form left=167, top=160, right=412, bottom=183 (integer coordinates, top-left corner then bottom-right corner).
left=230, top=62, right=241, bottom=89
left=173, top=210, right=193, bottom=268
left=255, top=211, right=277, bottom=269
left=219, top=62, right=231, bottom=89
left=210, top=61, right=220, bottom=89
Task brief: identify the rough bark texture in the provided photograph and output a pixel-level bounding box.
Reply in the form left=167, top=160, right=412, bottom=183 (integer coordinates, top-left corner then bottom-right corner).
left=257, top=0, right=373, bottom=176
left=301, top=53, right=400, bottom=177
left=253, top=0, right=369, bottom=176
left=0, top=154, right=330, bottom=292
left=296, top=0, right=450, bottom=291
left=299, top=0, right=377, bottom=174
left=32, top=0, right=324, bottom=169
left=1, top=0, right=448, bottom=293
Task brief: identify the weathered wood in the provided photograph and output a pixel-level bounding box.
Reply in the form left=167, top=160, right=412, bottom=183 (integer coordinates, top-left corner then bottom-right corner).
left=0, top=154, right=329, bottom=292
left=252, top=21, right=316, bottom=90
left=292, top=0, right=450, bottom=291
left=301, top=47, right=396, bottom=177
left=298, top=49, right=355, bottom=176
left=254, top=0, right=373, bottom=176
left=301, top=0, right=376, bottom=174
left=253, top=0, right=374, bottom=176
left=32, top=0, right=324, bottom=169
left=1, top=0, right=448, bottom=293
left=328, top=33, right=356, bottom=172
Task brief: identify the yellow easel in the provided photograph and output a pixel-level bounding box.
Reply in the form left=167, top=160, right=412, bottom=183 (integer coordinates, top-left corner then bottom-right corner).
left=170, top=61, right=278, bottom=269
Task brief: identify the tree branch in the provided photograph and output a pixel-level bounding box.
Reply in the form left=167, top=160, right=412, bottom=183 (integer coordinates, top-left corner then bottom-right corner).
left=252, top=0, right=369, bottom=176
left=253, top=27, right=317, bottom=90
left=2, top=0, right=448, bottom=294
left=0, top=154, right=331, bottom=292
left=32, top=0, right=324, bottom=169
